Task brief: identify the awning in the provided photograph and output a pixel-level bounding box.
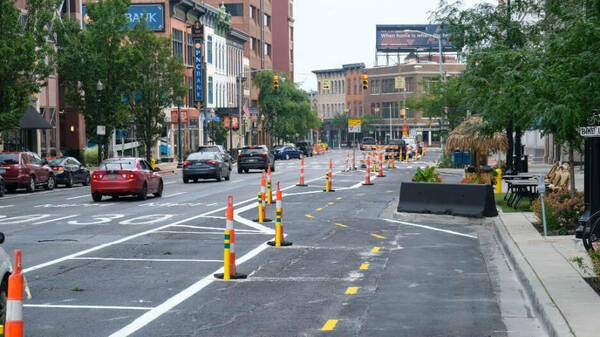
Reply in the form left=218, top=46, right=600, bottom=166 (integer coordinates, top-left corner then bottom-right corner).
left=19, top=105, right=52, bottom=129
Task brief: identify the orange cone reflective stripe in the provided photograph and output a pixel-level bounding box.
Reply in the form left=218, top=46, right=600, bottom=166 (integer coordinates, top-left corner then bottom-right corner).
left=5, top=250, right=23, bottom=337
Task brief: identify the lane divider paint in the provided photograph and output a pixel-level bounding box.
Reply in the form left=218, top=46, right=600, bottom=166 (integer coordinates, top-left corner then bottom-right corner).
left=345, top=287, right=359, bottom=295
left=371, top=247, right=383, bottom=253
left=305, top=214, right=313, bottom=219
left=267, top=183, right=292, bottom=247
left=328, top=202, right=334, bottom=205
left=215, top=196, right=247, bottom=280
left=321, top=320, right=339, bottom=331
left=371, top=234, right=387, bottom=239
left=336, top=197, right=343, bottom=200
left=315, top=208, right=323, bottom=211
left=360, top=263, right=369, bottom=270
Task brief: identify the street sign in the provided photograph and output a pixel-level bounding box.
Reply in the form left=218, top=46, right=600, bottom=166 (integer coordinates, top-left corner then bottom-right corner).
left=394, top=76, right=405, bottom=90
left=579, top=126, right=600, bottom=137
left=322, top=79, right=331, bottom=91
left=348, top=125, right=361, bottom=133
left=348, top=119, right=362, bottom=126
left=96, top=125, right=106, bottom=136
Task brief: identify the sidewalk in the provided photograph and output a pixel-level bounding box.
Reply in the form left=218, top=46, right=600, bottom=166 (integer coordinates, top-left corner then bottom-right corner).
left=496, top=211, right=600, bottom=337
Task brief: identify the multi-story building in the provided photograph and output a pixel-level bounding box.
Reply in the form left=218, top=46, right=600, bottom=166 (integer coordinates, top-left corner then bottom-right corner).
left=272, top=0, right=294, bottom=80
left=312, top=68, right=346, bottom=121
left=343, top=63, right=366, bottom=119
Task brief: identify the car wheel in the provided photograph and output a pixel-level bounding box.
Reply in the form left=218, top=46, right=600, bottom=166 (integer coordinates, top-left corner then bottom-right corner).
left=237, top=166, right=243, bottom=174
left=92, top=192, right=102, bottom=202
left=44, top=175, right=55, bottom=190
left=82, top=174, right=90, bottom=186
left=26, top=176, right=35, bottom=192
left=0, top=278, right=7, bottom=324
left=153, top=180, right=163, bottom=197
left=183, top=177, right=190, bottom=184
left=216, top=170, right=222, bottom=182
left=285, top=154, right=290, bottom=160
left=137, top=183, right=148, bottom=200
left=66, top=173, right=73, bottom=188
left=6, top=187, right=16, bottom=193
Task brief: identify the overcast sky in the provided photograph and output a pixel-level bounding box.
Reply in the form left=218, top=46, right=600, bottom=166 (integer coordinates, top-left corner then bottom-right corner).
left=293, top=0, right=485, bottom=91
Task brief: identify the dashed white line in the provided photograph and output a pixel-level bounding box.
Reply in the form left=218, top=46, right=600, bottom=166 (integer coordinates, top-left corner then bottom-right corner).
left=381, top=218, right=478, bottom=239
left=33, top=215, right=79, bottom=225
left=66, top=195, right=90, bottom=200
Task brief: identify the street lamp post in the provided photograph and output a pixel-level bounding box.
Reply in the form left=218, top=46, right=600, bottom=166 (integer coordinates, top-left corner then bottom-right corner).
left=96, top=80, right=103, bottom=166
left=176, top=102, right=182, bottom=168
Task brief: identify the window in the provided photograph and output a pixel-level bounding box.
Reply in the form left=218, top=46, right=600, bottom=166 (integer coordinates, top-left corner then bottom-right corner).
left=289, top=26, right=293, bottom=41
left=347, top=79, right=351, bottom=95
left=249, top=5, right=254, bottom=19
left=250, top=37, right=255, bottom=51
left=359, top=78, right=363, bottom=94
left=208, top=76, right=213, bottom=104
left=186, top=33, right=193, bottom=67
left=207, top=35, right=213, bottom=64
left=224, top=3, right=243, bottom=16
left=172, top=29, right=183, bottom=59
left=318, top=81, right=321, bottom=94
left=359, top=103, right=363, bottom=115
left=187, top=76, right=193, bottom=107
left=263, top=14, right=271, bottom=28
left=264, top=43, right=271, bottom=57
left=353, top=78, right=357, bottom=95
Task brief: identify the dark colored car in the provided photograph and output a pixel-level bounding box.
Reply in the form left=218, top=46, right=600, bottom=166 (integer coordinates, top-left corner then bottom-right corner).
left=90, top=158, right=163, bottom=201
left=197, top=145, right=232, bottom=170
left=385, top=139, right=406, bottom=160
left=360, top=137, right=376, bottom=150
left=274, top=145, right=302, bottom=160
left=237, top=146, right=275, bottom=173
left=0, top=152, right=55, bottom=192
left=0, top=176, right=4, bottom=197
left=295, top=141, right=313, bottom=157
left=47, top=157, right=90, bottom=187
left=183, top=152, right=231, bottom=183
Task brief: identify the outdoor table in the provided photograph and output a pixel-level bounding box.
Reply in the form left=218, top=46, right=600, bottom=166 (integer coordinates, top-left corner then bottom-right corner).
left=503, top=174, right=538, bottom=201
left=506, top=179, right=548, bottom=209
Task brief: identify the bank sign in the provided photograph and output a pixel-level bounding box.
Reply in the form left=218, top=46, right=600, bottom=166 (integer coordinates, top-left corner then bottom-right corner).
left=194, top=40, right=202, bottom=102
left=82, top=4, right=165, bottom=31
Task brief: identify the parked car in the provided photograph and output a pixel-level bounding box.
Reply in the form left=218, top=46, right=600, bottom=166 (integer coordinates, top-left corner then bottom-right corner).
left=385, top=139, right=406, bottom=160
left=47, top=156, right=90, bottom=187
left=197, top=145, right=232, bottom=170
left=295, top=141, right=313, bottom=157
left=360, top=137, right=376, bottom=150
left=274, top=145, right=302, bottom=160
left=0, top=152, right=55, bottom=192
left=0, top=232, right=13, bottom=324
left=0, top=176, right=4, bottom=197
left=237, top=146, right=275, bottom=173
left=183, top=152, right=231, bottom=183
left=90, top=158, right=163, bottom=202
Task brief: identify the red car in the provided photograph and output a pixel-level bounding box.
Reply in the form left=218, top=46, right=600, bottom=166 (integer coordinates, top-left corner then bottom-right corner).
left=90, top=158, right=163, bottom=202
left=0, top=152, right=56, bottom=192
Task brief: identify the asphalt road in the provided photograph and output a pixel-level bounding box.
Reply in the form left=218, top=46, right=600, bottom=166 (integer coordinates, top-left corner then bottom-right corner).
left=0, top=149, right=545, bottom=337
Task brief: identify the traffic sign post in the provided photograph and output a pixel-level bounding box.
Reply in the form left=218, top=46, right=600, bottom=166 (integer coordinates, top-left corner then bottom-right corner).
left=348, top=119, right=361, bottom=133
left=537, top=175, right=548, bottom=237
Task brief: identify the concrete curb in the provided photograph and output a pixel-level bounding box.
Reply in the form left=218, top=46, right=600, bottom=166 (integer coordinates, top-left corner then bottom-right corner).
left=493, top=213, right=574, bottom=337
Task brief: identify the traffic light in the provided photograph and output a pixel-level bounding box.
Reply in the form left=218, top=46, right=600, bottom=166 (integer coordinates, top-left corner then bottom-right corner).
left=362, top=75, right=368, bottom=90
left=273, top=75, right=280, bottom=90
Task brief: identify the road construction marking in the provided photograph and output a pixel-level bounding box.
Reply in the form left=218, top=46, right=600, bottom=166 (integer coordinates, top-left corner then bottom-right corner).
left=0, top=214, right=51, bottom=224
left=385, top=190, right=394, bottom=193
left=315, top=208, right=323, bottom=211
left=328, top=202, right=334, bottom=205
left=66, top=194, right=90, bottom=200
left=357, top=193, right=366, bottom=197
left=360, top=263, right=369, bottom=270
left=335, top=223, right=347, bottom=228
left=24, top=304, right=154, bottom=311
left=345, top=287, right=359, bottom=294
left=305, top=214, right=313, bottom=218
left=34, top=215, right=79, bottom=225
left=381, top=218, right=478, bottom=239
left=120, top=214, right=174, bottom=225
left=371, top=234, right=387, bottom=239
left=321, top=320, right=339, bottom=331
left=70, top=257, right=221, bottom=263
left=163, top=192, right=186, bottom=198
left=336, top=197, right=342, bottom=200
left=371, top=247, right=383, bottom=253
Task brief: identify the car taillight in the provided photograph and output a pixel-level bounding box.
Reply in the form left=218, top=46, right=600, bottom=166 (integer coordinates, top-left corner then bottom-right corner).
left=53, top=167, right=65, bottom=171
left=258, top=153, right=267, bottom=157
left=183, top=161, right=192, bottom=166
left=205, top=160, right=217, bottom=165
left=92, top=174, right=102, bottom=179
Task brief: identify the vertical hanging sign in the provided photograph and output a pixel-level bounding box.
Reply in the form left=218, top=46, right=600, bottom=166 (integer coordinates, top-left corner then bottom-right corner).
left=194, top=40, right=203, bottom=102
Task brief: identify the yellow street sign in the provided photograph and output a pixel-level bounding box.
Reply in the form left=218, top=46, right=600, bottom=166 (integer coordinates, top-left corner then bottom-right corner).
left=348, top=119, right=362, bottom=126
left=395, top=76, right=405, bottom=90
left=322, top=79, right=331, bottom=91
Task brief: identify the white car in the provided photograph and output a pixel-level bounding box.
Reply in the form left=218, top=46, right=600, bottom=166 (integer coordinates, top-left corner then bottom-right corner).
left=0, top=232, right=13, bottom=324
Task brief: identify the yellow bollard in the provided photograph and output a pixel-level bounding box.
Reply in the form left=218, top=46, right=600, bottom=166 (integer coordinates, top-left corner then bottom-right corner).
left=223, top=230, right=231, bottom=280
left=495, top=168, right=502, bottom=194
left=391, top=152, right=395, bottom=168
left=258, top=192, right=263, bottom=223
left=405, top=147, right=409, bottom=163
left=151, top=158, right=156, bottom=170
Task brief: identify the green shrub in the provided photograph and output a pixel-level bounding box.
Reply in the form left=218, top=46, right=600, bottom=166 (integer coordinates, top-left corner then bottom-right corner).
left=438, top=152, right=452, bottom=168
left=83, top=147, right=98, bottom=167
left=531, top=190, right=584, bottom=232
left=412, top=166, right=443, bottom=183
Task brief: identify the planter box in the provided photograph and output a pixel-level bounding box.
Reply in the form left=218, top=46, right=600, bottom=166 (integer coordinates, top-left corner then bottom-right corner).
left=397, top=182, right=498, bottom=218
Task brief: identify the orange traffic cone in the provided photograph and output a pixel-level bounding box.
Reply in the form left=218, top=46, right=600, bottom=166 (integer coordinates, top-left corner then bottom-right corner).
left=297, top=156, right=307, bottom=186
left=363, top=158, right=373, bottom=185
left=268, top=182, right=292, bottom=247
left=5, top=250, right=23, bottom=337
left=215, top=196, right=247, bottom=279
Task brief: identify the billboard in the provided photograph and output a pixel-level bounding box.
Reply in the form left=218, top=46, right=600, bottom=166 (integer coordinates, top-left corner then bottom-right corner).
left=376, top=25, right=456, bottom=53
left=82, top=4, right=165, bottom=31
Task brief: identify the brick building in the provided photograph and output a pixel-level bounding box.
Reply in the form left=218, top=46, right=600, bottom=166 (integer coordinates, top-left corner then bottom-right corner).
left=343, top=63, right=366, bottom=119
left=272, top=0, right=294, bottom=80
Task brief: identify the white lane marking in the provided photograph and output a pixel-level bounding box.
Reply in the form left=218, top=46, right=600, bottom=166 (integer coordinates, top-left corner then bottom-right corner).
left=170, top=224, right=262, bottom=233
left=206, top=202, right=218, bottom=206
left=69, top=257, right=222, bottom=263
left=381, top=218, right=478, bottom=239
left=24, top=304, right=153, bottom=311
left=34, top=215, right=79, bottom=225
left=156, top=230, right=272, bottom=235
left=164, top=181, right=176, bottom=185
left=109, top=240, right=271, bottom=337
left=0, top=205, right=14, bottom=209
left=200, top=215, right=226, bottom=220
left=0, top=214, right=51, bottom=224
left=23, top=195, right=258, bottom=274
left=162, top=192, right=186, bottom=199
left=0, top=190, right=56, bottom=200
left=66, top=195, right=90, bottom=200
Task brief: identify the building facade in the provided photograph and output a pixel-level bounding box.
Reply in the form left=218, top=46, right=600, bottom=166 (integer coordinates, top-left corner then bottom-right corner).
left=312, top=68, right=346, bottom=120
left=343, top=63, right=366, bottom=119
left=272, top=0, right=293, bottom=80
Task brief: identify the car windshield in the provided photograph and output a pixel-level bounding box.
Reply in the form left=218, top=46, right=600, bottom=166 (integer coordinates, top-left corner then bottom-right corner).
left=0, top=154, right=19, bottom=165
left=47, top=158, right=65, bottom=165
left=241, top=148, right=266, bottom=155
left=187, top=152, right=217, bottom=160
left=198, top=147, right=219, bottom=152
left=100, top=160, right=137, bottom=170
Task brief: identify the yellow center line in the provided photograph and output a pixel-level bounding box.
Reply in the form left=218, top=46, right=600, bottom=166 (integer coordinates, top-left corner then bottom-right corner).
left=316, top=208, right=323, bottom=211
left=335, top=223, right=348, bottom=228
left=336, top=197, right=343, bottom=200
left=321, top=319, right=339, bottom=331
left=371, top=234, right=387, bottom=239
left=371, top=247, right=383, bottom=253
left=385, top=190, right=394, bottom=193
left=345, top=287, right=359, bottom=295
left=328, top=202, right=335, bottom=205
left=305, top=214, right=313, bottom=218
left=360, top=263, right=369, bottom=270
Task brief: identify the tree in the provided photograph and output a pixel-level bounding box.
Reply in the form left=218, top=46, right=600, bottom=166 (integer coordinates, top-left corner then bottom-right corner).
left=207, top=120, right=227, bottom=146
left=125, top=21, right=186, bottom=162
left=56, top=0, right=132, bottom=159
left=253, top=71, right=321, bottom=143
left=360, top=113, right=382, bottom=135
left=0, top=0, right=60, bottom=133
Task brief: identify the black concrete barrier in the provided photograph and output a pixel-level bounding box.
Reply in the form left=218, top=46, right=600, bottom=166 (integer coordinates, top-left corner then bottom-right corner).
left=397, top=182, right=498, bottom=218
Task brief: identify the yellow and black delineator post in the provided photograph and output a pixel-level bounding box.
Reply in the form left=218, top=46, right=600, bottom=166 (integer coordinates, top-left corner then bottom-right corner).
left=268, top=182, right=292, bottom=247
left=267, top=164, right=273, bottom=204
left=391, top=151, right=395, bottom=169
left=405, top=147, right=409, bottom=163
left=215, top=196, right=247, bottom=280
left=323, top=159, right=335, bottom=192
